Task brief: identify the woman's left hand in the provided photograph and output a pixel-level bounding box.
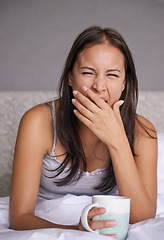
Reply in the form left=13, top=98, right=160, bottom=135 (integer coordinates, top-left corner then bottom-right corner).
left=72, top=87, right=126, bottom=150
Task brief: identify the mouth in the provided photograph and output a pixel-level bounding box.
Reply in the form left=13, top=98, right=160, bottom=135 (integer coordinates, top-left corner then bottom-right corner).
left=99, top=96, right=108, bottom=103
left=88, top=96, right=108, bottom=104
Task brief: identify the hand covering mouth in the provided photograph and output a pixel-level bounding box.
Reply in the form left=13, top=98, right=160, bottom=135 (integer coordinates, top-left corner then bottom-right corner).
left=99, top=96, right=108, bottom=103
left=88, top=96, right=108, bottom=104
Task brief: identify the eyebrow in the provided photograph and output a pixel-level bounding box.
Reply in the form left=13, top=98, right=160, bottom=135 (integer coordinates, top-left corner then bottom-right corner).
left=80, top=66, right=96, bottom=72
left=107, top=69, right=121, bottom=73
left=80, top=66, right=121, bottom=73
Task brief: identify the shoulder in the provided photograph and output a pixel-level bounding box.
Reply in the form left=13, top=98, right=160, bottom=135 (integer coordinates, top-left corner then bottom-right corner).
left=134, top=114, right=157, bottom=155
left=135, top=115, right=157, bottom=139
left=20, top=103, right=52, bottom=132
left=23, top=102, right=52, bottom=119
left=18, top=103, right=54, bottom=154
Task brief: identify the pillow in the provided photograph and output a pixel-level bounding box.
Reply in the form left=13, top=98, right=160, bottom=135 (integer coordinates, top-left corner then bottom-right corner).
left=157, top=132, right=164, bottom=195
left=157, top=132, right=164, bottom=215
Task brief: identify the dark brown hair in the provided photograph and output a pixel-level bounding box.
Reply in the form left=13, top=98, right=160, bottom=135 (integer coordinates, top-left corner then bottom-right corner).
left=48, top=26, right=138, bottom=193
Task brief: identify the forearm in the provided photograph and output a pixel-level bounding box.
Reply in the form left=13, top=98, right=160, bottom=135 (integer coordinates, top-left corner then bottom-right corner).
left=9, top=213, right=78, bottom=231
left=109, top=136, right=156, bottom=224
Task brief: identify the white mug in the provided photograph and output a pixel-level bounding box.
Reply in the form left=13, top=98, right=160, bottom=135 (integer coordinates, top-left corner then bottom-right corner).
left=81, top=195, right=130, bottom=240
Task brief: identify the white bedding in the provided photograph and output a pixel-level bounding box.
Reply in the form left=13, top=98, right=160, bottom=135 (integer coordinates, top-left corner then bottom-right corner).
left=0, top=133, right=164, bottom=240
left=0, top=194, right=164, bottom=240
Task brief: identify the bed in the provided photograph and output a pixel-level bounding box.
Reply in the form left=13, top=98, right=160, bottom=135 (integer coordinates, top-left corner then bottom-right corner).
left=0, top=91, right=164, bottom=240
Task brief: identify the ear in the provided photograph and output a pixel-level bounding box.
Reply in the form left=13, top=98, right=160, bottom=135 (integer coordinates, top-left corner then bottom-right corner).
left=122, top=79, right=126, bottom=92
left=68, top=71, right=73, bottom=86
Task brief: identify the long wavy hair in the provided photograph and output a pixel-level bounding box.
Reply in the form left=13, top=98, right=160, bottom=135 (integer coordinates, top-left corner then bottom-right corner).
left=49, top=26, right=139, bottom=193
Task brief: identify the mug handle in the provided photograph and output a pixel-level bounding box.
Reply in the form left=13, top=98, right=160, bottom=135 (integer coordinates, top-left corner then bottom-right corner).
left=81, top=202, right=99, bottom=233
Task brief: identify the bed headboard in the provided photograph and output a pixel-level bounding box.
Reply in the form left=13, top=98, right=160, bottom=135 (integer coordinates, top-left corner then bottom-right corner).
left=137, top=91, right=164, bottom=132
left=0, top=91, right=163, bottom=197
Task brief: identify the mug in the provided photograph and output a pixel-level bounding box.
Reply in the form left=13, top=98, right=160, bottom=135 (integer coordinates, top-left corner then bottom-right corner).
left=81, top=195, right=130, bottom=240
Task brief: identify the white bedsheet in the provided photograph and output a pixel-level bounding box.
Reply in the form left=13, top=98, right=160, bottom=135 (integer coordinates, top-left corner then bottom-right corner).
left=0, top=132, right=164, bottom=239
left=0, top=194, right=164, bottom=240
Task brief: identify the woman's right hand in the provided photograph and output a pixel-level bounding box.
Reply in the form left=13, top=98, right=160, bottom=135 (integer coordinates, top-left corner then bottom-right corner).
left=77, top=207, right=117, bottom=238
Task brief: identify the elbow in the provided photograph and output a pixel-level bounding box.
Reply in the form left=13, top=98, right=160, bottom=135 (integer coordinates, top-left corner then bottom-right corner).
left=9, top=217, right=21, bottom=230
left=9, top=222, right=18, bottom=230
left=130, top=203, right=156, bottom=224
left=9, top=223, right=16, bottom=230
left=9, top=214, right=16, bottom=230
left=9, top=210, right=21, bottom=230
left=9, top=214, right=28, bottom=230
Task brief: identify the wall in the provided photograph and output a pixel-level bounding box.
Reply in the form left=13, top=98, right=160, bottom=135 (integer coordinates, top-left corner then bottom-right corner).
left=0, top=0, right=164, bottom=91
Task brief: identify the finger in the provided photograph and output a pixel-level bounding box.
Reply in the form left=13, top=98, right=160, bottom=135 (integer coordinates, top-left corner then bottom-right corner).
left=88, top=207, right=106, bottom=219
left=107, top=234, right=117, bottom=238
left=72, top=98, right=93, bottom=121
left=73, top=109, right=93, bottom=127
left=90, top=219, right=117, bottom=231
left=112, top=100, right=124, bottom=114
left=73, top=90, right=98, bottom=113
left=82, top=86, right=109, bottom=109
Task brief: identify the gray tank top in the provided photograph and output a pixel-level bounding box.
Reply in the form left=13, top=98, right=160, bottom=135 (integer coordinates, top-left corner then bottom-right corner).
left=38, top=101, right=118, bottom=200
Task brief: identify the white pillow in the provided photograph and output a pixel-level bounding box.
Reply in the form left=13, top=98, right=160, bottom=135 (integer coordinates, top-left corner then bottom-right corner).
left=157, top=132, right=164, bottom=195
left=156, top=132, right=164, bottom=215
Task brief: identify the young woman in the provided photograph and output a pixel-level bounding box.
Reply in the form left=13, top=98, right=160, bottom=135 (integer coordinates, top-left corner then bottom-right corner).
left=9, top=26, right=157, bottom=237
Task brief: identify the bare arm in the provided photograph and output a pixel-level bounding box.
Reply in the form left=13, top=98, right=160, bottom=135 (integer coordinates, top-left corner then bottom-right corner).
left=109, top=116, right=157, bottom=223
left=9, top=104, right=77, bottom=230
left=72, top=88, right=157, bottom=224
left=9, top=104, right=113, bottom=232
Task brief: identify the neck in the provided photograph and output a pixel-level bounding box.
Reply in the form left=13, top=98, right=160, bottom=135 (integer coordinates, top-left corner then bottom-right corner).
left=77, top=121, right=110, bottom=172
left=77, top=121, right=100, bottom=146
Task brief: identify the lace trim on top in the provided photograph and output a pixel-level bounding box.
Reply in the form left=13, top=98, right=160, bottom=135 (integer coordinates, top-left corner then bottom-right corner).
left=79, top=168, right=106, bottom=177
left=47, top=153, right=106, bottom=177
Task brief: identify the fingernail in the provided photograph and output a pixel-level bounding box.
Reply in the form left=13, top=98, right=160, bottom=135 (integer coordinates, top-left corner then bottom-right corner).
left=120, top=100, right=124, bottom=106
left=100, top=208, right=106, bottom=213
left=110, top=234, right=117, bottom=239
left=72, top=99, right=76, bottom=103
left=83, top=86, right=87, bottom=91
left=109, top=220, right=117, bottom=227
left=73, top=90, right=78, bottom=95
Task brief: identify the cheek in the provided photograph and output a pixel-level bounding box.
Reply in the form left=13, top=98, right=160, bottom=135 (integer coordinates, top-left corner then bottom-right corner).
left=71, top=75, right=94, bottom=92
left=116, top=85, right=124, bottom=99
left=107, top=83, right=124, bottom=102
left=114, top=90, right=123, bottom=100
left=108, top=82, right=123, bottom=94
left=70, top=78, right=86, bottom=96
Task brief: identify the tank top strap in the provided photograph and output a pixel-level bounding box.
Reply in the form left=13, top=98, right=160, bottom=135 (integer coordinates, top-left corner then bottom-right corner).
left=49, top=100, right=57, bottom=156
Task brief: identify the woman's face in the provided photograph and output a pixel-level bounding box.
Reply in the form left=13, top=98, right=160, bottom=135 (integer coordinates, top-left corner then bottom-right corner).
left=69, top=43, right=126, bottom=107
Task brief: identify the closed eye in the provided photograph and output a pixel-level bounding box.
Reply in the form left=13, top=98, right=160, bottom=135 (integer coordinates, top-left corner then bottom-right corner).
left=107, top=74, right=119, bottom=78
left=82, top=72, right=94, bottom=75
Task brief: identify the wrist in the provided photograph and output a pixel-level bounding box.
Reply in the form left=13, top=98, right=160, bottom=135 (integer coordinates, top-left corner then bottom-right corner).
left=107, top=133, right=129, bottom=152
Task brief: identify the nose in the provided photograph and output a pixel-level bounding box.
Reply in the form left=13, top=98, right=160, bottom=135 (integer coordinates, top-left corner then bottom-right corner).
left=92, top=75, right=106, bottom=92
